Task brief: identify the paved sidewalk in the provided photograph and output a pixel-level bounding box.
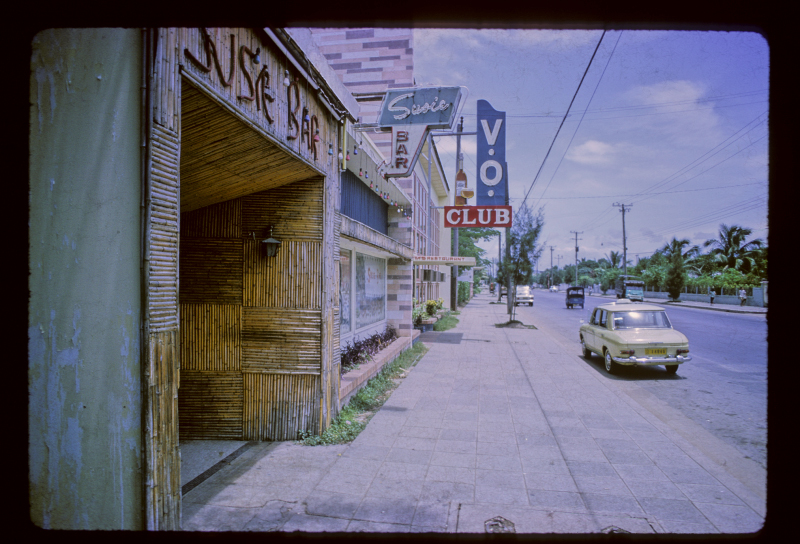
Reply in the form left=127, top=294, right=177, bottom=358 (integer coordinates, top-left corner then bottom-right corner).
left=181, top=294, right=766, bottom=533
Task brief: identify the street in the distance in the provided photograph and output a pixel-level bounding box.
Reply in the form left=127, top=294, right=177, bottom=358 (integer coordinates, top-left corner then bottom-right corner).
left=512, top=290, right=767, bottom=470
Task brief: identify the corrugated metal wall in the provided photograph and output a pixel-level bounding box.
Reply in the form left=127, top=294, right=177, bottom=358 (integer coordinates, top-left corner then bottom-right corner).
left=341, top=170, right=388, bottom=235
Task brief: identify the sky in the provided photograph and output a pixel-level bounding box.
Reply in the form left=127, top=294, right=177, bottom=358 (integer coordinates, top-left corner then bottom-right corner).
left=412, top=29, right=769, bottom=273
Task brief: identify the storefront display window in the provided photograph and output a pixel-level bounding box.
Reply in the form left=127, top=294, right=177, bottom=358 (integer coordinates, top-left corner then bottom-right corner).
left=340, top=249, right=352, bottom=334
left=356, top=252, right=386, bottom=329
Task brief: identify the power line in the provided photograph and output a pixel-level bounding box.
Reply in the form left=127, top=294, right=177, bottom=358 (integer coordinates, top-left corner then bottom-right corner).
left=508, top=181, right=765, bottom=200
left=521, top=30, right=607, bottom=207
left=530, top=30, right=623, bottom=212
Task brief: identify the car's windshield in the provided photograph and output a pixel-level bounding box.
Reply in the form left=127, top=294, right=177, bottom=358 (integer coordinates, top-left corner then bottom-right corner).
left=612, top=311, right=672, bottom=329
left=626, top=287, right=643, bottom=297
left=516, top=286, right=530, bottom=295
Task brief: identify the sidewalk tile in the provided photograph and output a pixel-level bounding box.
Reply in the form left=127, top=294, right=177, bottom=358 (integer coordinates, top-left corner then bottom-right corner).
left=425, top=465, right=476, bottom=484
left=387, top=447, right=434, bottom=465
left=638, top=497, right=709, bottom=524
left=674, top=483, right=746, bottom=506
left=353, top=496, right=417, bottom=525
left=595, top=437, right=641, bottom=452
left=658, top=465, right=721, bottom=485
left=477, top=441, right=518, bottom=456
left=521, top=456, right=571, bottom=474
left=376, top=461, right=429, bottom=481
left=304, top=492, right=363, bottom=519
left=478, top=430, right=517, bottom=444
left=411, top=501, right=450, bottom=529
left=440, top=419, right=478, bottom=430
left=524, top=472, right=578, bottom=492
left=581, top=493, right=645, bottom=515
left=366, top=476, right=425, bottom=500
left=181, top=503, right=257, bottom=531
left=399, top=426, right=441, bottom=439
left=347, top=520, right=411, bottom=532
left=691, top=502, right=764, bottom=533
left=527, top=489, right=586, bottom=511
left=478, top=418, right=515, bottom=432
left=613, top=463, right=670, bottom=482
left=430, top=451, right=477, bottom=468
left=341, top=445, right=391, bottom=461
left=565, top=460, right=617, bottom=478
left=393, top=436, right=437, bottom=451
left=439, top=428, right=477, bottom=441
left=435, top=439, right=476, bottom=454
left=476, top=453, right=523, bottom=471
left=241, top=501, right=294, bottom=532
left=625, top=479, right=687, bottom=500
left=420, top=480, right=475, bottom=503
left=475, top=484, right=529, bottom=505
left=604, top=449, right=655, bottom=465
left=476, top=468, right=526, bottom=488
left=572, top=474, right=631, bottom=496
left=657, top=518, right=720, bottom=533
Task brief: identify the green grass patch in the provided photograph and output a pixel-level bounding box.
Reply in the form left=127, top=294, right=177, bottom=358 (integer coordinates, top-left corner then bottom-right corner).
left=298, top=342, right=429, bottom=445
left=433, top=314, right=459, bottom=331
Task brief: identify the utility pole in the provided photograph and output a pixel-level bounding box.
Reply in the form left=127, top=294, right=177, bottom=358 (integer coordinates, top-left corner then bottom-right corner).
left=556, top=254, right=563, bottom=268
left=570, top=231, right=583, bottom=286
left=549, top=246, right=554, bottom=287
left=451, top=117, right=465, bottom=311
left=613, top=203, right=632, bottom=277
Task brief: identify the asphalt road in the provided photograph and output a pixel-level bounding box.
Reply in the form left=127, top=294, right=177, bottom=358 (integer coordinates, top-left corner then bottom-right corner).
left=507, top=290, right=767, bottom=470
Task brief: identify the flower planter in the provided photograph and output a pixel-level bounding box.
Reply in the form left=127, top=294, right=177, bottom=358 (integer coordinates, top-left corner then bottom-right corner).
left=339, top=336, right=412, bottom=407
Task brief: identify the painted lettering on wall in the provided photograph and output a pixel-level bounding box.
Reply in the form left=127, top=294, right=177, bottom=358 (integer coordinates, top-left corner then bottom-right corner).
left=183, top=28, right=327, bottom=160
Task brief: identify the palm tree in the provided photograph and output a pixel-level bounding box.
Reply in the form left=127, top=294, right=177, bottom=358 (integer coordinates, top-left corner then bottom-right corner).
left=659, top=237, right=700, bottom=273
left=703, top=224, right=764, bottom=274
left=660, top=237, right=700, bottom=261
left=605, top=251, right=623, bottom=269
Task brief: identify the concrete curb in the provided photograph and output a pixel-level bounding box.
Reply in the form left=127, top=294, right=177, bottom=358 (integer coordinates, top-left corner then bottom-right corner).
left=583, top=293, right=766, bottom=315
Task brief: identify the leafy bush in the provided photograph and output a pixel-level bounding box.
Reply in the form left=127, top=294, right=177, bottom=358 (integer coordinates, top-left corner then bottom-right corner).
left=340, top=326, right=398, bottom=375
left=425, top=299, right=438, bottom=316
left=436, top=298, right=444, bottom=310
left=457, top=281, right=470, bottom=305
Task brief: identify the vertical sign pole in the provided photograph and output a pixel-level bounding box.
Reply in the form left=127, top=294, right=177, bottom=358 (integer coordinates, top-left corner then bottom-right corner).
left=451, top=119, right=462, bottom=311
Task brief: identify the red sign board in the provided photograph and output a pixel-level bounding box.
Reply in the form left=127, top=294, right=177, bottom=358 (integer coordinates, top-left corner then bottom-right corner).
left=444, top=206, right=512, bottom=228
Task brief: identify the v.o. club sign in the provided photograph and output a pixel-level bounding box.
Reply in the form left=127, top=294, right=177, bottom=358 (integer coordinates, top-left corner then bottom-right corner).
left=476, top=100, right=508, bottom=206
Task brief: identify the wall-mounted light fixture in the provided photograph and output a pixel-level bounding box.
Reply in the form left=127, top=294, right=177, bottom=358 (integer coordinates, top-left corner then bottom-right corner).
left=253, top=48, right=261, bottom=64
left=252, top=228, right=281, bottom=258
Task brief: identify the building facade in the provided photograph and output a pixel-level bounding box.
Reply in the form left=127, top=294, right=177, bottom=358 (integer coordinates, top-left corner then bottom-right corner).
left=308, top=28, right=454, bottom=309
left=29, top=27, right=418, bottom=530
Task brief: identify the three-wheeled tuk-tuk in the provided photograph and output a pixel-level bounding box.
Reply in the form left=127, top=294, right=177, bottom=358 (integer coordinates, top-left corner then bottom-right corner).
left=566, top=286, right=585, bottom=309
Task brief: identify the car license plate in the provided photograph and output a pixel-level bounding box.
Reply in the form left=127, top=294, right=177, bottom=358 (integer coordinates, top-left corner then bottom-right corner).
left=645, top=348, right=667, bottom=355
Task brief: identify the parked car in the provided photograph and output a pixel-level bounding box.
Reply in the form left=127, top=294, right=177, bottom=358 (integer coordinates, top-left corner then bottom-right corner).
left=549, top=286, right=558, bottom=292
left=515, top=285, right=534, bottom=306
left=565, top=286, right=584, bottom=309
left=579, top=299, right=691, bottom=374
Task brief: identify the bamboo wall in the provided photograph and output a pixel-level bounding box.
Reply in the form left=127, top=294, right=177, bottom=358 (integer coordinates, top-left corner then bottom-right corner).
left=144, top=25, right=344, bottom=529
left=179, top=179, right=329, bottom=441
left=143, top=29, right=182, bottom=530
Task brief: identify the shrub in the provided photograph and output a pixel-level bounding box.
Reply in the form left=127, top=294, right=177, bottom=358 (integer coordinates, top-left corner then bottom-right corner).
left=425, top=299, right=438, bottom=316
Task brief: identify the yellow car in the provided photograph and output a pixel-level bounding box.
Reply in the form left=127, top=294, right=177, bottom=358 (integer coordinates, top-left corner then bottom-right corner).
left=579, top=300, right=691, bottom=374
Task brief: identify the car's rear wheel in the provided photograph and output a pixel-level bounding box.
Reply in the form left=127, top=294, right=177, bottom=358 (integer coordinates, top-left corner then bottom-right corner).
left=604, top=350, right=619, bottom=374
left=581, top=338, right=592, bottom=358
left=665, top=365, right=679, bottom=374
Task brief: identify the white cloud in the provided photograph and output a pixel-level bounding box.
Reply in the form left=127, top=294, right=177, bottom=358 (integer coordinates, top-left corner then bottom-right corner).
left=566, top=140, right=615, bottom=165
left=627, top=80, right=706, bottom=106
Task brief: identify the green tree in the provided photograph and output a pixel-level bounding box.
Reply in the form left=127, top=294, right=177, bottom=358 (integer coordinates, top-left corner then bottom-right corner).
left=665, top=252, right=687, bottom=301
left=659, top=237, right=700, bottom=270
left=703, top=223, right=764, bottom=274
left=498, top=204, right=544, bottom=321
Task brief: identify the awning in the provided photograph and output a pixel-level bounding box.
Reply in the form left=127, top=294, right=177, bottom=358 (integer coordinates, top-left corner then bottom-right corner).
left=413, top=255, right=476, bottom=266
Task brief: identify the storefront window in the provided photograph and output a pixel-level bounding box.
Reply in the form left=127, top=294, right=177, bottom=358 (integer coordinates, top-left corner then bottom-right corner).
left=356, top=252, right=386, bottom=329
left=340, top=249, right=351, bottom=334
